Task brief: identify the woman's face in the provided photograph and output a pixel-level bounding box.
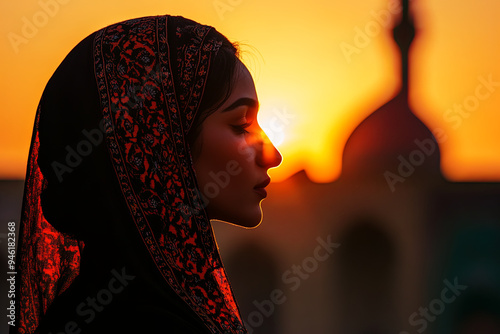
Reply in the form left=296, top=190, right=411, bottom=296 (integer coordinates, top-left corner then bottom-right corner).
left=193, top=62, right=282, bottom=227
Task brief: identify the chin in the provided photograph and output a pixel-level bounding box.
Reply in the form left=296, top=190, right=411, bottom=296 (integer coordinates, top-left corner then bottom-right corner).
left=234, top=215, right=263, bottom=229
left=210, top=206, right=263, bottom=229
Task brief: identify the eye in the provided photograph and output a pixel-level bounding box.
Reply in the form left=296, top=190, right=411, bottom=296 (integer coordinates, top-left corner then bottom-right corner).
left=231, top=122, right=253, bottom=135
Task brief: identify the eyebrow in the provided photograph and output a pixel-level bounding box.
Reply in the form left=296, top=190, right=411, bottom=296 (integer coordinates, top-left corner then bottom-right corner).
left=222, top=97, right=258, bottom=112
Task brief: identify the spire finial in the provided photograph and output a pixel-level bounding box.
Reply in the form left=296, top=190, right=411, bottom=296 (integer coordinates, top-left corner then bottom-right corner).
left=393, top=0, right=415, bottom=96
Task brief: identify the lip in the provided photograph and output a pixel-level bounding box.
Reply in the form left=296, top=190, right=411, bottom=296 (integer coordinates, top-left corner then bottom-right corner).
left=253, top=187, right=268, bottom=198
left=254, top=177, right=271, bottom=198
left=254, top=177, right=271, bottom=189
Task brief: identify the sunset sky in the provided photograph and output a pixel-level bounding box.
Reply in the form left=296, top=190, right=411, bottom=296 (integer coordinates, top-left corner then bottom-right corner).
left=0, top=0, right=499, bottom=182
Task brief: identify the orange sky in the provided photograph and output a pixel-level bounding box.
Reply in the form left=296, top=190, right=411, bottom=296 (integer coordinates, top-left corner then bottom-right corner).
left=1, top=0, right=499, bottom=182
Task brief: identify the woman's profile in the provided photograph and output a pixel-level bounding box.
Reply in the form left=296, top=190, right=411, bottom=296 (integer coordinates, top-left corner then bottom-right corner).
left=13, top=15, right=281, bottom=334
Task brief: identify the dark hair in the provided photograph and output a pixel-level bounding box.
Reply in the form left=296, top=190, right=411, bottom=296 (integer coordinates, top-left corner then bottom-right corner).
left=187, top=38, right=240, bottom=159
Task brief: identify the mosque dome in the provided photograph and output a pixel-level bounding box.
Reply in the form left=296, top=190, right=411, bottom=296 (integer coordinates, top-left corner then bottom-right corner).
left=341, top=0, right=441, bottom=182
left=341, top=91, right=441, bottom=179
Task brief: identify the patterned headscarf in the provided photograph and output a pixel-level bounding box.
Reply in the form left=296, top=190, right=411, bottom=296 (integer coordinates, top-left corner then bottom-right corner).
left=15, top=15, right=246, bottom=333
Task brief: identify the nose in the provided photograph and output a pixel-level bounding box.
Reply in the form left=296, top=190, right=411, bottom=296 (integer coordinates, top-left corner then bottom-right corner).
left=255, top=130, right=282, bottom=169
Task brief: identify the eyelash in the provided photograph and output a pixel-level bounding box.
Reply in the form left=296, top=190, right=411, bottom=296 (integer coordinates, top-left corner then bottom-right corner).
left=232, top=122, right=252, bottom=135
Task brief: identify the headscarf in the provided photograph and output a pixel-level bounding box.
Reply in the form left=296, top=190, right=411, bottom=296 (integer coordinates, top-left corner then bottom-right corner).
left=14, top=15, right=246, bottom=334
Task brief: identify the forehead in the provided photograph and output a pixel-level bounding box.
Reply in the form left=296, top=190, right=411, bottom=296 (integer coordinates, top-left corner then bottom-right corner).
left=225, top=62, right=258, bottom=105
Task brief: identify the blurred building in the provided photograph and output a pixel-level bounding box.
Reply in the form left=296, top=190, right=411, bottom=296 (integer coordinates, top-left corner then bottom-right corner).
left=213, top=1, right=500, bottom=333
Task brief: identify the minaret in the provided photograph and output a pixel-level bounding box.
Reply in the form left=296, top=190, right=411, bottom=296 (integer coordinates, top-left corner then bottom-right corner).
left=341, top=0, right=441, bottom=186
left=394, top=0, right=415, bottom=99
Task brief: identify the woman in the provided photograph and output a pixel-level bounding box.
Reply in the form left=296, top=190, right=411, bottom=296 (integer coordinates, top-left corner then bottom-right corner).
left=13, top=15, right=281, bottom=334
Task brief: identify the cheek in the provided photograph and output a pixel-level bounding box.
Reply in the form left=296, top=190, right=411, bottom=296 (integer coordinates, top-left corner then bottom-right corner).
left=194, top=130, right=245, bottom=189
left=195, top=134, right=253, bottom=193
left=206, top=129, right=250, bottom=166
left=208, top=134, right=242, bottom=169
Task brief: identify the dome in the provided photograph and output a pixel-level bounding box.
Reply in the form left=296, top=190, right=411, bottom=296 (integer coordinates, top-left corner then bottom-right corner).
left=341, top=91, right=441, bottom=179
left=341, top=0, right=441, bottom=183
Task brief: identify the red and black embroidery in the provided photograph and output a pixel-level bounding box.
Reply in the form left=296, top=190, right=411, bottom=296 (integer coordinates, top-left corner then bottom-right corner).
left=16, top=107, right=84, bottom=334
left=94, top=16, right=245, bottom=333
left=15, top=15, right=245, bottom=334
